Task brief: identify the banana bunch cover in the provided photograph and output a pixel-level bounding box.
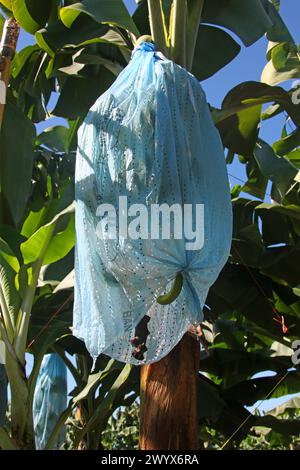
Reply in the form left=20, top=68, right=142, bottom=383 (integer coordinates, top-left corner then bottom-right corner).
left=74, top=42, right=232, bottom=365
left=33, top=354, right=67, bottom=449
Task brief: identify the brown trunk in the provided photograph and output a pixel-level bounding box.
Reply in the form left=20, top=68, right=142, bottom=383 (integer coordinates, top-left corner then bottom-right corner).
left=0, top=18, right=20, bottom=128
left=140, top=332, right=199, bottom=450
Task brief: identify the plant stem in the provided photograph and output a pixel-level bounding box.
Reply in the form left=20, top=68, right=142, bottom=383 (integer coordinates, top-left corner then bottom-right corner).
left=14, top=225, right=55, bottom=362
left=147, top=0, right=168, bottom=55
left=5, top=350, right=33, bottom=446
left=186, top=0, right=205, bottom=71
left=170, top=0, right=187, bottom=67
left=14, top=262, right=41, bottom=362
left=0, top=427, right=19, bottom=450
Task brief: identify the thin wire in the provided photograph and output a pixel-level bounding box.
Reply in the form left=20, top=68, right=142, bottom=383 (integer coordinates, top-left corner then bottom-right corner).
left=220, top=370, right=290, bottom=449
left=27, top=291, right=74, bottom=349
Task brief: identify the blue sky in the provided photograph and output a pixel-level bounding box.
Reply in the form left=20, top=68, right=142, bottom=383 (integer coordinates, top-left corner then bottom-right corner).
left=16, top=1, right=300, bottom=415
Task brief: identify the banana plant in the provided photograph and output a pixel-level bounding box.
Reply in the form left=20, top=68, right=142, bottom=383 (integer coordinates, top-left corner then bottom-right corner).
left=0, top=117, right=76, bottom=448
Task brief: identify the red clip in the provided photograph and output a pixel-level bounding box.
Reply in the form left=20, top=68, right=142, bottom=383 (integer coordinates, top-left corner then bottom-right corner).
left=273, top=312, right=288, bottom=334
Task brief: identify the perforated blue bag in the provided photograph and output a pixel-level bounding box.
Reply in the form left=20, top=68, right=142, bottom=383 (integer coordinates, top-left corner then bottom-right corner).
left=74, top=42, right=232, bottom=365
left=33, top=354, right=67, bottom=450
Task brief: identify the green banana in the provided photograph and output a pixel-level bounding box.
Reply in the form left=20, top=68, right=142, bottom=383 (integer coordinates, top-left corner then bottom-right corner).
left=157, top=273, right=183, bottom=305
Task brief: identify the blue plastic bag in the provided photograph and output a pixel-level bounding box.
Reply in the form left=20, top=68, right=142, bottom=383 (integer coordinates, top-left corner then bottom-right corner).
left=33, top=354, right=67, bottom=450
left=74, top=42, right=232, bottom=365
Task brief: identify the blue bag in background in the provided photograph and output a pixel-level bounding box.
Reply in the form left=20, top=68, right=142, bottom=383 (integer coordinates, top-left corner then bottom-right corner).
left=33, top=353, right=67, bottom=450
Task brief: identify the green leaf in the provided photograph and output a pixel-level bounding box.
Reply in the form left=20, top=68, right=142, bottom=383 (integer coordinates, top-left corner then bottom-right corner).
left=255, top=415, right=300, bottom=437
left=56, top=333, right=88, bottom=356
left=213, top=81, right=300, bottom=154
left=28, top=289, right=73, bottom=355
left=254, top=139, right=298, bottom=201
left=78, top=363, right=132, bottom=438
left=213, top=81, right=300, bottom=125
left=0, top=236, right=21, bottom=335
left=52, top=49, right=86, bottom=77
left=21, top=152, right=75, bottom=239
left=43, top=212, right=75, bottom=266
left=0, top=237, right=19, bottom=273
left=37, top=126, right=72, bottom=153
left=36, top=16, right=109, bottom=56
left=261, top=0, right=295, bottom=53
left=49, top=263, right=74, bottom=288
left=0, top=12, right=4, bottom=36
left=199, top=375, right=226, bottom=420
left=60, top=0, right=139, bottom=36
left=0, top=102, right=36, bottom=226
left=273, top=128, right=300, bottom=156
left=261, top=103, right=282, bottom=121
left=73, top=49, right=124, bottom=77
left=0, top=261, right=21, bottom=332
left=21, top=206, right=48, bottom=240
left=285, top=149, right=300, bottom=169
left=255, top=202, right=300, bottom=222
left=232, top=226, right=264, bottom=268
left=208, top=262, right=295, bottom=338
left=261, top=52, right=300, bottom=86
left=11, top=44, right=40, bottom=78
left=0, top=1, right=12, bottom=10
left=260, top=244, right=300, bottom=287
left=21, top=203, right=74, bottom=266
left=271, top=42, right=290, bottom=70
left=73, top=359, right=116, bottom=404
left=242, top=158, right=268, bottom=200
left=201, top=348, right=290, bottom=386
left=0, top=428, right=18, bottom=451
left=11, top=0, right=53, bottom=34
left=192, top=25, right=240, bottom=81
left=53, top=67, right=115, bottom=119
left=223, top=372, right=300, bottom=405
left=0, top=225, right=25, bottom=264
left=202, top=0, right=272, bottom=47
left=258, top=207, right=291, bottom=246
left=214, top=82, right=262, bottom=155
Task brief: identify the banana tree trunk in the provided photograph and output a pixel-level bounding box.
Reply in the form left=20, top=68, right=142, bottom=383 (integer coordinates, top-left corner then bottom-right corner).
left=0, top=363, right=7, bottom=427
left=0, top=18, right=20, bottom=128
left=140, top=333, right=199, bottom=450
left=5, top=353, right=35, bottom=449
